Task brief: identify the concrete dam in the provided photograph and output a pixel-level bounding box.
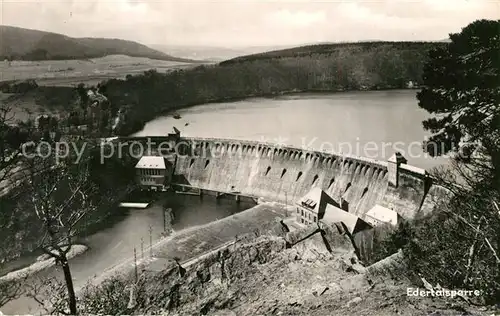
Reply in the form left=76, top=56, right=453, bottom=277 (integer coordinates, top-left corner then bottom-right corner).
left=119, top=135, right=448, bottom=221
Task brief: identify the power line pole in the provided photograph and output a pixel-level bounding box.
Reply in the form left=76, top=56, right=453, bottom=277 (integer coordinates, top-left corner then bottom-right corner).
left=163, top=208, right=167, bottom=232
left=164, top=207, right=172, bottom=233
left=133, top=247, right=138, bottom=283
left=141, top=237, right=144, bottom=259
left=149, top=225, right=153, bottom=258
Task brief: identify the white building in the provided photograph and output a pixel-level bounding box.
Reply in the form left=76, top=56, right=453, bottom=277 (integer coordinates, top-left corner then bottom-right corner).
left=295, top=187, right=371, bottom=234
left=295, top=187, right=337, bottom=225
left=364, top=204, right=402, bottom=227
left=135, top=156, right=172, bottom=191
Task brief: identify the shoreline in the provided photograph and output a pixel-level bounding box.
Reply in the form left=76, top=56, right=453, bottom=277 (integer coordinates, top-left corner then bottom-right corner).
left=0, top=185, right=136, bottom=276
left=157, top=87, right=421, bottom=115
left=0, top=245, right=88, bottom=282
left=129, top=87, right=421, bottom=136
left=81, top=202, right=285, bottom=289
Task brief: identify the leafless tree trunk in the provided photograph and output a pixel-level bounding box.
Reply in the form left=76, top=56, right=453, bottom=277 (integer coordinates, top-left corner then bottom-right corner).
left=464, top=219, right=482, bottom=285
left=61, top=258, right=77, bottom=313
left=18, top=153, right=98, bottom=315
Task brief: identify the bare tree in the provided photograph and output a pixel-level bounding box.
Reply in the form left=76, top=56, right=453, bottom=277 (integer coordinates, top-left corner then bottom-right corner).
left=0, top=276, right=25, bottom=309
left=26, top=272, right=144, bottom=315
left=0, top=102, right=35, bottom=308
left=17, top=153, right=98, bottom=314
left=0, top=102, right=22, bottom=184
left=25, top=276, right=69, bottom=315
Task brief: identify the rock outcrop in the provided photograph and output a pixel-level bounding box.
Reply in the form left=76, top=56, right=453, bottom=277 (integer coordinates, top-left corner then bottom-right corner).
left=116, top=223, right=489, bottom=316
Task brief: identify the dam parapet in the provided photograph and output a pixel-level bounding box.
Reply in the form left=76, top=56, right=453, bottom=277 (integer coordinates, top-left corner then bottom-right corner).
left=179, top=136, right=389, bottom=169
left=115, top=135, right=444, bottom=221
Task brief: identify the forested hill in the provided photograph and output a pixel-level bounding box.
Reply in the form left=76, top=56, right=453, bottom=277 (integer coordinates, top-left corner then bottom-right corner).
left=0, top=25, right=196, bottom=62
left=101, top=41, right=447, bottom=135
left=221, top=41, right=443, bottom=65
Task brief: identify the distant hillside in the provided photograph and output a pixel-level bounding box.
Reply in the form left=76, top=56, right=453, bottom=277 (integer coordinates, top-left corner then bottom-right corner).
left=222, top=41, right=444, bottom=65
left=0, top=25, right=197, bottom=62
left=150, top=44, right=248, bottom=62
left=149, top=44, right=300, bottom=62
left=99, top=41, right=448, bottom=135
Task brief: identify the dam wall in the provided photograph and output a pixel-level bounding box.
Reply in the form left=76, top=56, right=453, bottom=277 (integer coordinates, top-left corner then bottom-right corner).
left=117, top=136, right=440, bottom=219
left=148, top=137, right=430, bottom=219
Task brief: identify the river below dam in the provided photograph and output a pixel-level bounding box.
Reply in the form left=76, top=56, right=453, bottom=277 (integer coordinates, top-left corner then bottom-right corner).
left=136, top=90, right=448, bottom=170
left=1, top=193, right=255, bottom=314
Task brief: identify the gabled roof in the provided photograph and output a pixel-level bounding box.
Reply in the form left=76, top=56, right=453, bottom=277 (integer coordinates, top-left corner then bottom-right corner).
left=135, top=156, right=166, bottom=169
left=365, top=204, right=401, bottom=226
left=297, top=187, right=334, bottom=214
left=323, top=204, right=371, bottom=234
left=388, top=152, right=407, bottom=164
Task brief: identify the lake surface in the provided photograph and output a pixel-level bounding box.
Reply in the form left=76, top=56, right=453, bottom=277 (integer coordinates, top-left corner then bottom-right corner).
left=136, top=90, right=447, bottom=170
left=2, top=193, right=254, bottom=315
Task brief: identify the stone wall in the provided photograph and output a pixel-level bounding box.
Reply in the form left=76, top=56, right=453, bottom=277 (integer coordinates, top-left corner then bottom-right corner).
left=173, top=137, right=429, bottom=219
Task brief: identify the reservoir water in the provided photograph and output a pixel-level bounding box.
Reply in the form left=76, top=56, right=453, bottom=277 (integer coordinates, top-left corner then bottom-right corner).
left=136, top=90, right=447, bottom=170
left=2, top=90, right=445, bottom=314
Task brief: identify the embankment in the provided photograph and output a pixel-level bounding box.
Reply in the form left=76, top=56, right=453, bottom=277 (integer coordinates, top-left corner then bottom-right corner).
left=76, top=220, right=487, bottom=316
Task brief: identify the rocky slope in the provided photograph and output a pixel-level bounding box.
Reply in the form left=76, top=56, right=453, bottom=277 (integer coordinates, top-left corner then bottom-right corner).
left=101, top=222, right=493, bottom=316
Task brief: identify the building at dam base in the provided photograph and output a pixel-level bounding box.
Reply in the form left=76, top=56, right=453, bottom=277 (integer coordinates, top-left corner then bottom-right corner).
left=293, top=186, right=398, bottom=233
left=135, top=155, right=174, bottom=191
left=118, top=132, right=450, bottom=223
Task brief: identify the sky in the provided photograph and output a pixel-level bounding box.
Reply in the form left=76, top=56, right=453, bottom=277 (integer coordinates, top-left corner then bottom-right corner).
left=0, top=0, right=498, bottom=47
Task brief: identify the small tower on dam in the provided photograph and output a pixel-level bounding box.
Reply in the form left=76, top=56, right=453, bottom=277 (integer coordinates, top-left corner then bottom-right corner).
left=387, top=152, right=407, bottom=188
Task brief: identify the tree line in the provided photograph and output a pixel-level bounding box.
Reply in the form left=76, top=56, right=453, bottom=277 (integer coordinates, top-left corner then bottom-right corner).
left=374, top=19, right=500, bottom=304
left=0, top=99, right=137, bottom=313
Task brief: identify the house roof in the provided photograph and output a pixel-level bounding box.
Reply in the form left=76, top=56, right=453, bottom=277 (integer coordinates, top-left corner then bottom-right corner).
left=135, top=156, right=166, bottom=169
left=322, top=204, right=371, bottom=234
left=388, top=152, right=407, bottom=164
left=365, top=204, right=401, bottom=226
left=297, top=187, right=333, bottom=214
